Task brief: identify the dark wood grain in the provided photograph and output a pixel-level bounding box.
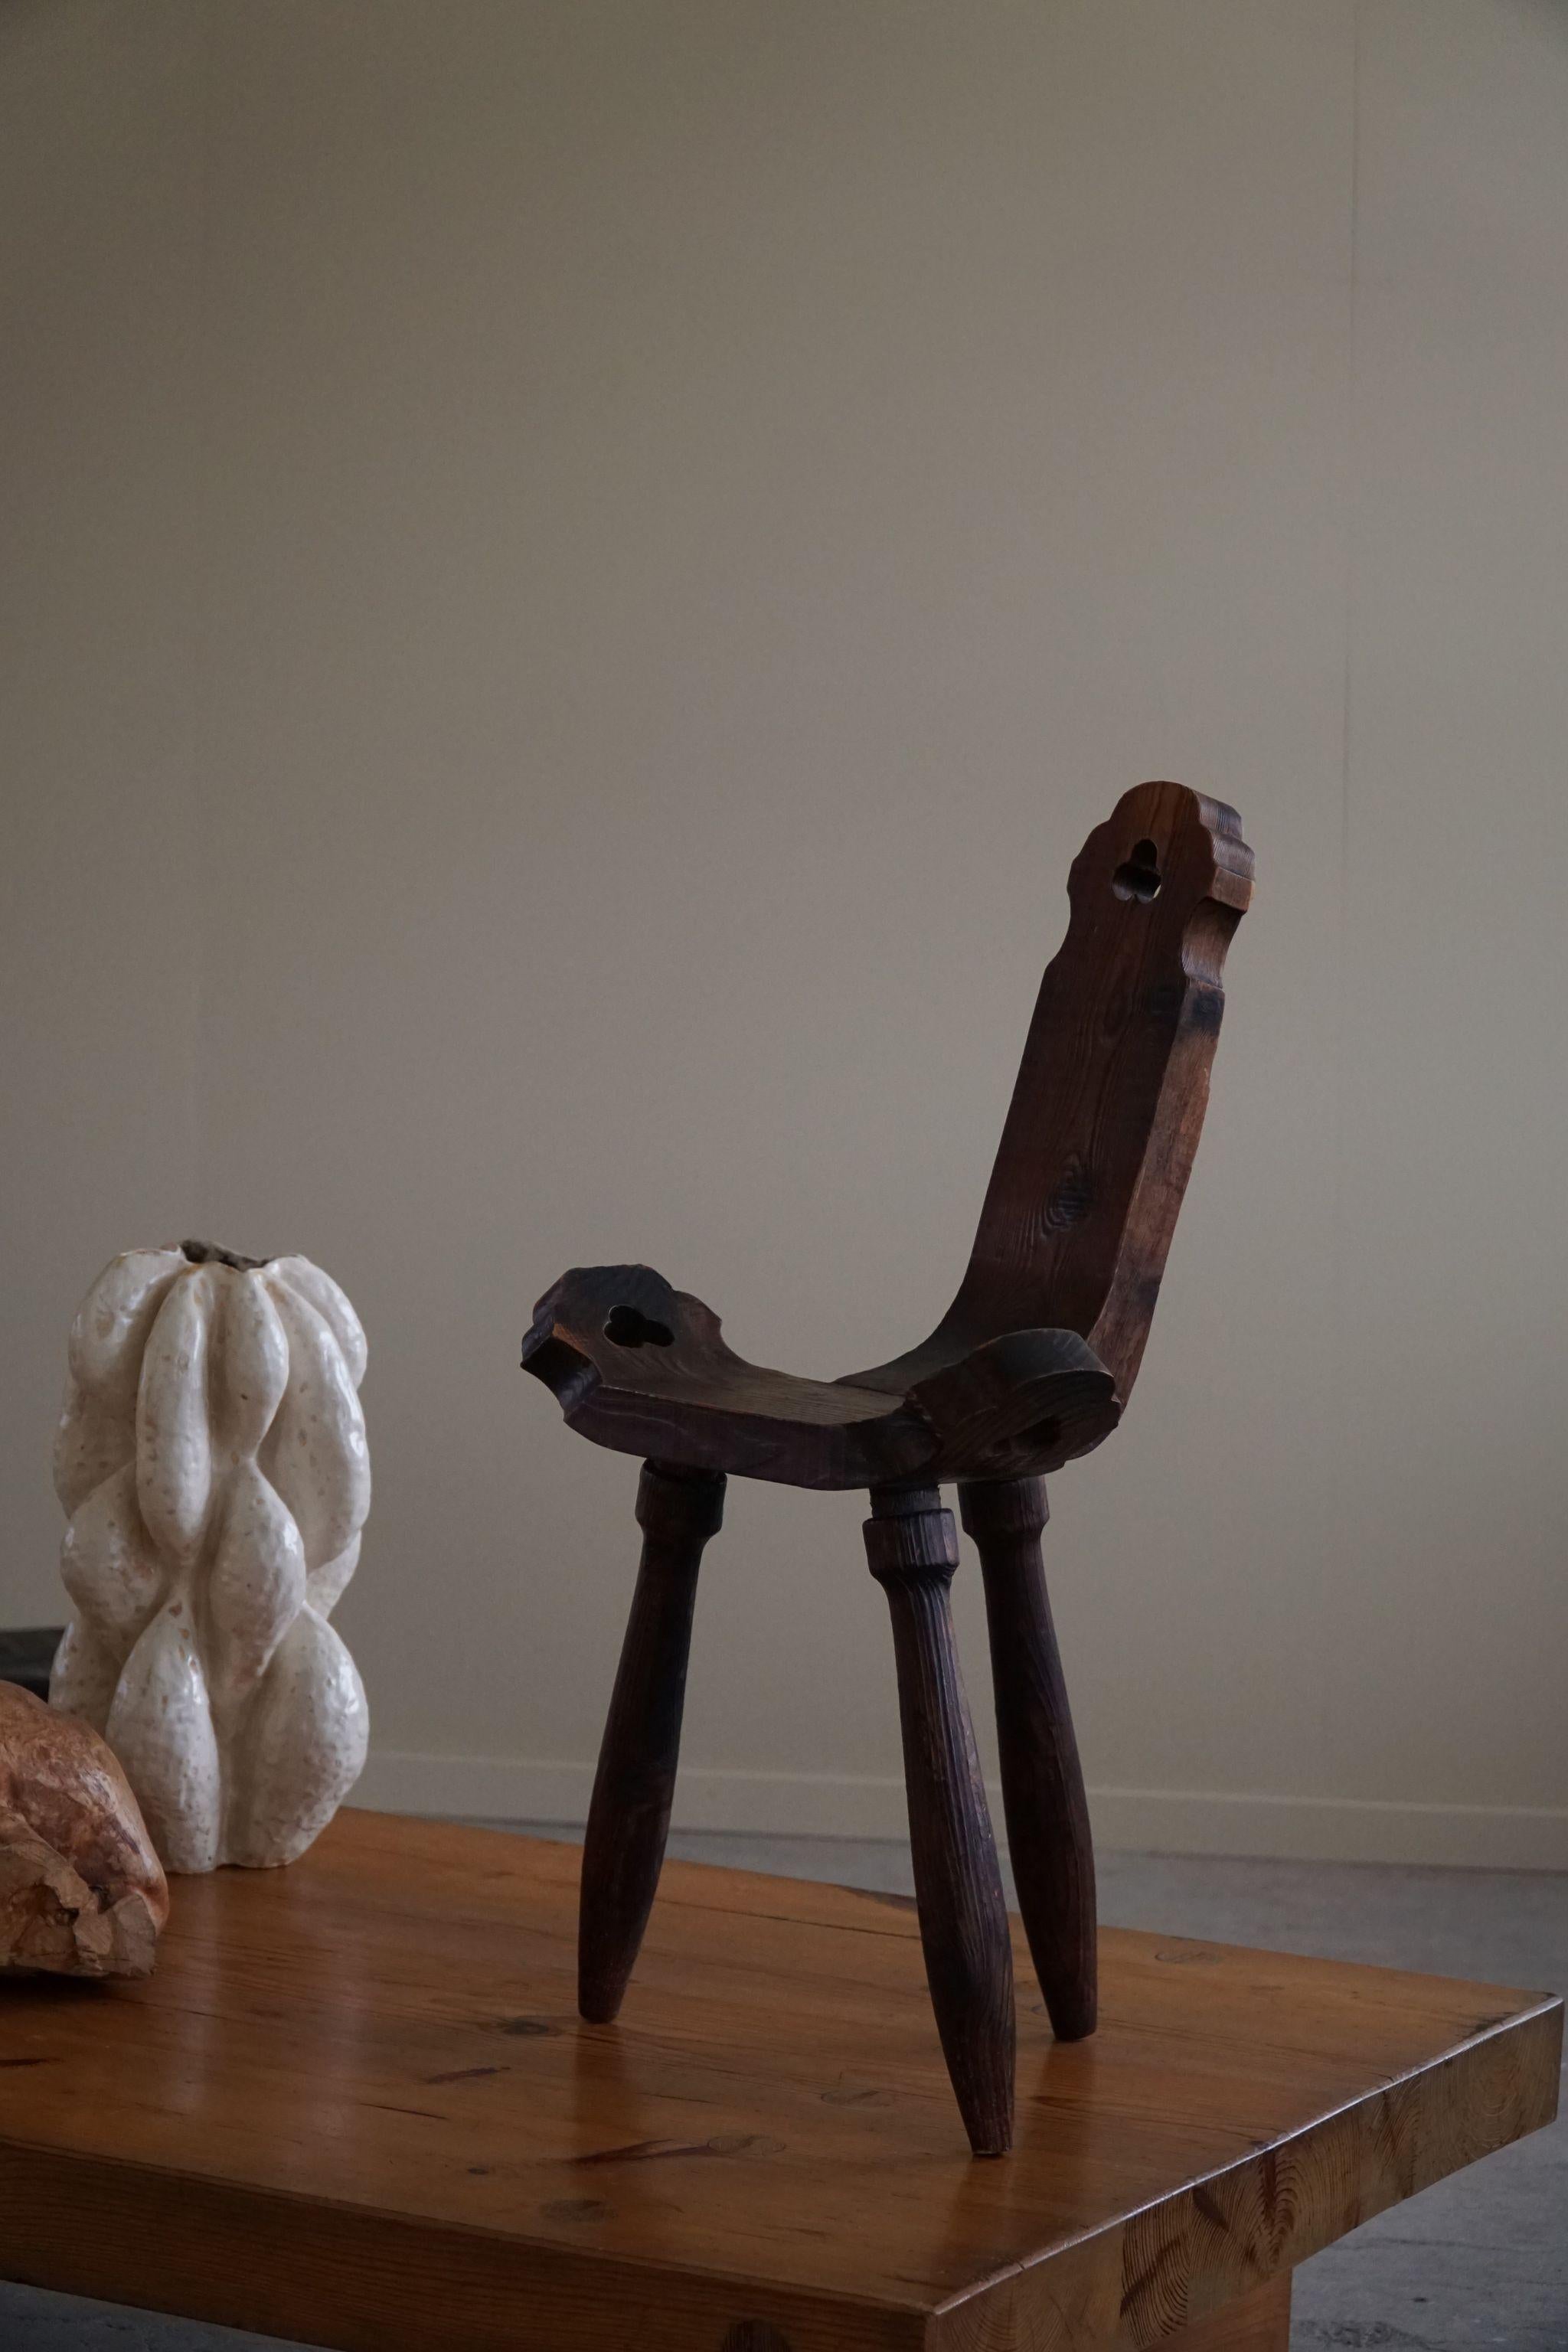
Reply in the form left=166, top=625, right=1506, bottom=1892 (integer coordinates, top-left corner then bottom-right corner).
left=578, top=1460, right=724, bottom=2023
left=959, top=1473, right=1096, bottom=2042
left=950, top=779, right=1253, bottom=1402
left=521, top=783, right=1253, bottom=2148
left=864, top=1485, right=1014, bottom=2157
left=524, top=1263, right=941, bottom=1491
left=0, top=1814, right=1557, bottom=2352
left=1162, top=2275, right=1292, bottom=2352
left=524, top=783, right=1251, bottom=1490
left=854, top=782, right=1253, bottom=1416
left=521, top=1267, right=1120, bottom=1490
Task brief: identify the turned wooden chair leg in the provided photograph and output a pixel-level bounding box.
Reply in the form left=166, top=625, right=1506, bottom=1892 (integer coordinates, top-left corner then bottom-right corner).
left=578, top=1459, right=725, bottom=2024
left=959, top=1474, right=1096, bottom=2041
left=864, top=1483, right=1014, bottom=2156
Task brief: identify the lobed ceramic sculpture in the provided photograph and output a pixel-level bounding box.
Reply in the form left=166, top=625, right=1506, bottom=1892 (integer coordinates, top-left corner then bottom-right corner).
left=0, top=1679, right=168, bottom=1977
left=51, top=1242, right=371, bottom=1872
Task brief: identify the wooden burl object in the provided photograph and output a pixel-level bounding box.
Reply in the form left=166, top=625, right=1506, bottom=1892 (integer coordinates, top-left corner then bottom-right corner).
left=524, top=782, right=1254, bottom=2151
left=0, top=1681, right=168, bottom=1978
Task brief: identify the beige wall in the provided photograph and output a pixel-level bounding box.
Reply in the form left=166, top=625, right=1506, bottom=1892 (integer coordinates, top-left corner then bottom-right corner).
left=5, top=0, right=1566, bottom=1865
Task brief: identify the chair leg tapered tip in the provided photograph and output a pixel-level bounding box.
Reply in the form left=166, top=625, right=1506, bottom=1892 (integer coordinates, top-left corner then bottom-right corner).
left=1048, top=2000, right=1097, bottom=2042
left=578, top=1978, right=627, bottom=2025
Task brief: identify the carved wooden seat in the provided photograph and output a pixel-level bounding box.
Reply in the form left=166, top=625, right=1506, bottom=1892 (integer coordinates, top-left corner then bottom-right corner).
left=524, top=780, right=1253, bottom=2154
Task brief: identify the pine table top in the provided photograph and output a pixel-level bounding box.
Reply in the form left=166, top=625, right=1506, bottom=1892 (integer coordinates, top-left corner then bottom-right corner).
left=0, top=1810, right=1558, bottom=2352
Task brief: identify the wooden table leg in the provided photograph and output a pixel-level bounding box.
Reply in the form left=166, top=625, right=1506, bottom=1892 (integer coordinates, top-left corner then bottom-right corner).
left=1163, top=2274, right=1292, bottom=2350
left=578, top=1459, right=725, bottom=2024
left=960, top=1472, right=1096, bottom=2041
left=864, top=1482, right=1014, bottom=2157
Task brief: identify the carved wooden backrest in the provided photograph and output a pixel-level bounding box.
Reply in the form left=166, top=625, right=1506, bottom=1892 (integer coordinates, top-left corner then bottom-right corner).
left=940, top=781, right=1253, bottom=1401
left=528, top=780, right=1252, bottom=1486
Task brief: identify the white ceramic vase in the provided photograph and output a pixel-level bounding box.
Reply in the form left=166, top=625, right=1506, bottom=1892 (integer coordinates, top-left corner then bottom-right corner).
left=50, top=1243, right=371, bottom=1871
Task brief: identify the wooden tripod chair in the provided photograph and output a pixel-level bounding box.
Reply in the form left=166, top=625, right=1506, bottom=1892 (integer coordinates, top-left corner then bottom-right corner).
left=523, top=781, right=1253, bottom=2154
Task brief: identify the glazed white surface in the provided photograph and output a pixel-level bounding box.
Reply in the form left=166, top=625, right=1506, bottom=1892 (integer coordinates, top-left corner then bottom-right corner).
left=51, top=1249, right=370, bottom=1871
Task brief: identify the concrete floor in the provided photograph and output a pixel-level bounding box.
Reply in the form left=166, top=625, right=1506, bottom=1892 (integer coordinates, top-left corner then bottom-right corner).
left=2, top=1835, right=1562, bottom=2352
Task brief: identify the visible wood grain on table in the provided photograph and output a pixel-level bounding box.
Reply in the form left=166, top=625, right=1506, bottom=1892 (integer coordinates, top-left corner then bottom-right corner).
left=0, top=1812, right=1557, bottom=2352
left=1164, top=2276, right=1292, bottom=2351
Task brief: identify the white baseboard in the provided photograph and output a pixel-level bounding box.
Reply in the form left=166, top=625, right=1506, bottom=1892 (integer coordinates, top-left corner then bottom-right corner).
left=353, top=1751, right=1568, bottom=1871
